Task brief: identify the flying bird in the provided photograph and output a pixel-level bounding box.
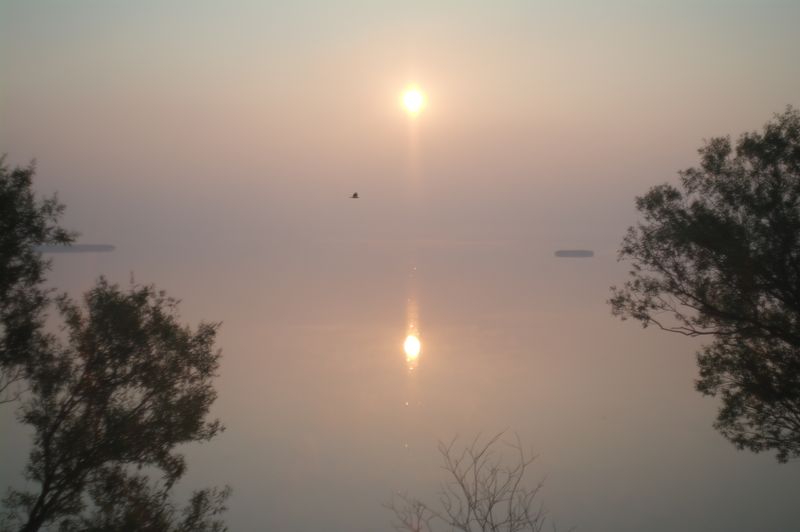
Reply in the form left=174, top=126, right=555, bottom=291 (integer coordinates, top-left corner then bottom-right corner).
left=349, top=192, right=359, bottom=199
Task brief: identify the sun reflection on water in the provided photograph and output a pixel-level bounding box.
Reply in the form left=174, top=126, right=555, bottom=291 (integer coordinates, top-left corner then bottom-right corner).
left=405, top=279, right=420, bottom=371
left=404, top=334, right=421, bottom=369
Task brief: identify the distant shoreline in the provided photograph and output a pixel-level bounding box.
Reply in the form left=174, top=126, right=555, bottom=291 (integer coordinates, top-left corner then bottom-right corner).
left=36, top=244, right=115, bottom=253
left=554, top=249, right=594, bottom=258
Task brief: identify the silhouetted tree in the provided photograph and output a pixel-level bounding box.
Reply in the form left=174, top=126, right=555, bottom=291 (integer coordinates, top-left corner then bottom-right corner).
left=0, top=158, right=75, bottom=402
left=58, top=466, right=230, bottom=532
left=387, top=433, right=562, bottom=532
left=1, top=279, right=229, bottom=532
left=610, top=107, right=800, bottom=462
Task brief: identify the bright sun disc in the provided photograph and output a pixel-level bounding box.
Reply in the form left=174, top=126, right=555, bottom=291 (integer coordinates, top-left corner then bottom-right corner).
left=404, top=334, right=421, bottom=359
left=402, top=88, right=425, bottom=114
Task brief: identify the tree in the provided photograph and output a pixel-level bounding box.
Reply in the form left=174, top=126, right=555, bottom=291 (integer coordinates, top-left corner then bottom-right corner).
left=609, top=107, right=800, bottom=462
left=0, top=158, right=75, bottom=402
left=387, top=433, right=563, bottom=532
left=1, top=279, right=229, bottom=532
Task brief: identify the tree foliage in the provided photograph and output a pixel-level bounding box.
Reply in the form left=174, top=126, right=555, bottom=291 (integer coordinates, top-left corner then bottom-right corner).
left=0, top=158, right=75, bottom=401
left=387, top=433, right=562, bottom=532
left=610, top=107, right=800, bottom=462
left=60, top=467, right=230, bottom=532
left=2, top=279, right=228, bottom=532
left=0, top=160, right=229, bottom=530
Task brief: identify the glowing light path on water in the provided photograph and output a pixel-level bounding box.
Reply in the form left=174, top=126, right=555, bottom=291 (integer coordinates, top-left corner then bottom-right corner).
left=400, top=84, right=426, bottom=372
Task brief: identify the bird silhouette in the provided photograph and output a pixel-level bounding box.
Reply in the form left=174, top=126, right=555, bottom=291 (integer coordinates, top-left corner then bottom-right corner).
left=349, top=192, right=359, bottom=199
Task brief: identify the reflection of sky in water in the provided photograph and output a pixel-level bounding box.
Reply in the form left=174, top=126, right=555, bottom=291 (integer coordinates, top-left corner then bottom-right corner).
left=6, top=190, right=800, bottom=532
left=7, top=162, right=800, bottom=532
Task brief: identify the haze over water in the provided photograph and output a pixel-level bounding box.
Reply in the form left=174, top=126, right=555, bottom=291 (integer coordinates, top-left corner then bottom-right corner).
left=2, top=2, right=800, bottom=531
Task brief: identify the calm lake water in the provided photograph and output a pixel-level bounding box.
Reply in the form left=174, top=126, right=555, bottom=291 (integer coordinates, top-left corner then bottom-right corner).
left=3, top=206, right=797, bottom=531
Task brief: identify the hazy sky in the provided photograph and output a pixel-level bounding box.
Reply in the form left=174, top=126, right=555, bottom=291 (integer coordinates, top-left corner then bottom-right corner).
left=2, top=2, right=800, bottom=531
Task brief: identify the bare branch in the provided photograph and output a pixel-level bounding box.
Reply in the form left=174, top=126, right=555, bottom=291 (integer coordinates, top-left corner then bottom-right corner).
left=388, top=433, right=561, bottom=532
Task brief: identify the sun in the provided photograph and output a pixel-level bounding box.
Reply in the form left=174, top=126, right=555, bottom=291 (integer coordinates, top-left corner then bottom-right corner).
left=402, top=87, right=425, bottom=115
left=404, top=334, right=421, bottom=360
